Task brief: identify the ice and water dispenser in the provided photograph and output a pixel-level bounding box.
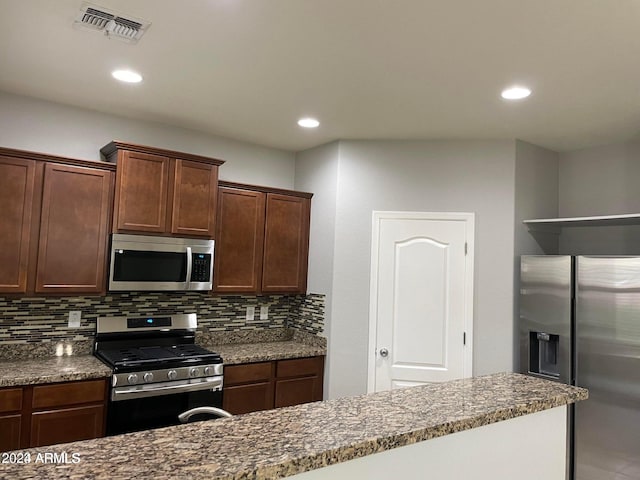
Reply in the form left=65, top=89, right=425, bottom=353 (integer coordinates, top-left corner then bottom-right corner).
left=519, top=256, right=573, bottom=385
left=528, top=331, right=560, bottom=378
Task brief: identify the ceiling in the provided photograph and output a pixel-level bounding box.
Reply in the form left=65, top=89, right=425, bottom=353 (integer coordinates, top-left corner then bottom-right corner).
left=1, top=0, right=639, bottom=153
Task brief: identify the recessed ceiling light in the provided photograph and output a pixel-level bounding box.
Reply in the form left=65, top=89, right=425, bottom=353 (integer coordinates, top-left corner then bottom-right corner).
left=501, top=86, right=531, bottom=100
left=297, top=118, right=320, bottom=128
left=112, top=69, right=143, bottom=83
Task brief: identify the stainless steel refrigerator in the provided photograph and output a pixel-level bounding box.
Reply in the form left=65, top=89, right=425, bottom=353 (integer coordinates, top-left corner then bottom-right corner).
left=519, top=255, right=640, bottom=480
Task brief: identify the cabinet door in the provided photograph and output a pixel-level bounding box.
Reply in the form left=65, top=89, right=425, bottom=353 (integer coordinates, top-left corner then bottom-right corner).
left=30, top=405, right=105, bottom=448
left=274, top=357, right=324, bottom=408
left=171, top=160, right=218, bottom=237
left=0, top=388, right=23, bottom=452
left=214, top=188, right=266, bottom=293
left=35, top=164, right=113, bottom=294
left=114, top=150, right=170, bottom=233
left=0, top=157, right=36, bottom=293
left=274, top=377, right=319, bottom=408
left=262, top=194, right=310, bottom=293
left=0, top=415, right=21, bottom=452
left=223, top=362, right=274, bottom=414
left=223, top=382, right=274, bottom=415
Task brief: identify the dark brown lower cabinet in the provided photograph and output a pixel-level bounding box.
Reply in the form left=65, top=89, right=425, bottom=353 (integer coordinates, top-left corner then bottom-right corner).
left=223, top=383, right=274, bottom=415
left=223, top=356, right=324, bottom=415
left=0, top=415, right=21, bottom=452
left=0, top=379, right=107, bottom=452
left=30, top=405, right=105, bottom=448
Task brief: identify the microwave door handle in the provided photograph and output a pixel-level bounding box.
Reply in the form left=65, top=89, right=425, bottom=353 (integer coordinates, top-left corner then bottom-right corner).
left=186, top=246, right=193, bottom=289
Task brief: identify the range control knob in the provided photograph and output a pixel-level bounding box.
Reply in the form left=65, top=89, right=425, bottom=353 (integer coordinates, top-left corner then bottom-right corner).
left=127, top=374, right=138, bottom=385
left=189, top=367, right=201, bottom=378
left=203, top=366, right=213, bottom=376
left=167, top=370, right=178, bottom=381
left=143, top=372, right=154, bottom=383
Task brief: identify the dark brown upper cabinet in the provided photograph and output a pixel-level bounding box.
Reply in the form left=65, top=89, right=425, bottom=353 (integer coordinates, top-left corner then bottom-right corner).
left=214, top=181, right=311, bottom=295
left=214, top=187, right=266, bottom=293
left=0, top=147, right=115, bottom=295
left=0, top=156, right=36, bottom=293
left=35, top=163, right=113, bottom=294
left=101, top=142, right=223, bottom=238
left=262, top=193, right=311, bottom=293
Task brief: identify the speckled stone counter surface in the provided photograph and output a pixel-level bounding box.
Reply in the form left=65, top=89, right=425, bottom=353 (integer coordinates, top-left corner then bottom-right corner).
left=0, top=329, right=325, bottom=387
left=0, top=355, right=111, bottom=387
left=198, top=328, right=327, bottom=364
left=0, top=373, right=587, bottom=480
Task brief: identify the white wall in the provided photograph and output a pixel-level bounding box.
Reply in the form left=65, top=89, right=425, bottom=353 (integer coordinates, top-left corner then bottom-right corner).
left=0, top=92, right=295, bottom=188
left=294, top=141, right=340, bottom=398
left=513, top=140, right=559, bottom=370
left=299, top=139, right=517, bottom=399
left=558, top=140, right=640, bottom=254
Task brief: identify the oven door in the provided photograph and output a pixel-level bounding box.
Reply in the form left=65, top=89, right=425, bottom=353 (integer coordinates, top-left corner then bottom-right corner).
left=107, top=378, right=224, bottom=435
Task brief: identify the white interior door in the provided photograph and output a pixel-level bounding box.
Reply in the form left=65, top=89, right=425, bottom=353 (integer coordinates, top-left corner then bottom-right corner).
left=368, top=212, right=474, bottom=392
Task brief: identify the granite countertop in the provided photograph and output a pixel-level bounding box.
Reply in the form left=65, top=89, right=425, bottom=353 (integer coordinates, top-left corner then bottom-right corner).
left=0, top=329, right=326, bottom=388
left=197, top=328, right=327, bottom=365
left=0, top=355, right=112, bottom=388
left=210, top=341, right=326, bottom=365
left=0, top=373, right=587, bottom=480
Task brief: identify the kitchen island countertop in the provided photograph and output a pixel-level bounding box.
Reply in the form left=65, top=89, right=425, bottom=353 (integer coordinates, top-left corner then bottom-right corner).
left=0, top=372, right=587, bottom=480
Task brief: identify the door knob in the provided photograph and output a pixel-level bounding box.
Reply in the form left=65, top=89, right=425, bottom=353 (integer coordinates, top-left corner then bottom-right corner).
left=379, top=348, right=389, bottom=357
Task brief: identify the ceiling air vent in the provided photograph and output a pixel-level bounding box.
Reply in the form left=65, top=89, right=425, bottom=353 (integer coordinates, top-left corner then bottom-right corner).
left=74, top=3, right=151, bottom=44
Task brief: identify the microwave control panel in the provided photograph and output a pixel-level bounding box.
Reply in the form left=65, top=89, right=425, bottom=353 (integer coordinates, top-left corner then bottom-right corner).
left=191, top=254, right=212, bottom=282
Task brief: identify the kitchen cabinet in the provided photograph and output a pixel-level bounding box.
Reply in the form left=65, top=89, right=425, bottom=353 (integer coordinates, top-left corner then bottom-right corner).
left=0, top=148, right=115, bottom=295
left=0, top=156, right=36, bottom=293
left=214, top=182, right=312, bottom=294
left=101, top=142, right=223, bottom=238
left=0, top=379, right=108, bottom=452
left=222, top=356, right=324, bottom=415
left=36, top=163, right=113, bottom=293
left=223, top=362, right=274, bottom=415
left=274, top=357, right=324, bottom=408
left=0, top=388, right=23, bottom=452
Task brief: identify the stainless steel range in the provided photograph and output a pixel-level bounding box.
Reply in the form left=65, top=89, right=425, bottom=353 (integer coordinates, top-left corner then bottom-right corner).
left=94, top=313, right=226, bottom=435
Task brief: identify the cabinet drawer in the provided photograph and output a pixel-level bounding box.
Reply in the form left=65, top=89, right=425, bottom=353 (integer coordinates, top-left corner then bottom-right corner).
left=0, top=388, right=23, bottom=414
left=224, top=362, right=273, bottom=385
left=276, top=357, right=323, bottom=378
left=32, top=380, right=106, bottom=409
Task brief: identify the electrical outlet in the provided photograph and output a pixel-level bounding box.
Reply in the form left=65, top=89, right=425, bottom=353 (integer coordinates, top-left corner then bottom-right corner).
left=68, top=311, right=81, bottom=328
left=260, top=305, right=269, bottom=320
left=246, top=306, right=255, bottom=321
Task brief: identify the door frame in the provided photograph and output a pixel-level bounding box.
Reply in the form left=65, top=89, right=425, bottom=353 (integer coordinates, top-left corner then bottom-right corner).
left=367, top=211, right=475, bottom=393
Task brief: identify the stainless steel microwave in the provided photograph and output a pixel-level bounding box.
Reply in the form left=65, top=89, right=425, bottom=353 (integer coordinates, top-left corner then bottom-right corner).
left=108, top=234, right=214, bottom=291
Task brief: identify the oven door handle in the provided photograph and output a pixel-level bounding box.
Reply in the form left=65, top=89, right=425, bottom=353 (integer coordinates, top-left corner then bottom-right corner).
left=111, top=377, right=223, bottom=401
left=178, top=406, right=233, bottom=423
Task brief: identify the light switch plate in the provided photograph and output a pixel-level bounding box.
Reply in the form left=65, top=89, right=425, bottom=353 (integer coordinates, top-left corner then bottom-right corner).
left=68, top=311, right=81, bottom=328
left=260, top=305, right=269, bottom=320
left=246, top=306, right=255, bottom=321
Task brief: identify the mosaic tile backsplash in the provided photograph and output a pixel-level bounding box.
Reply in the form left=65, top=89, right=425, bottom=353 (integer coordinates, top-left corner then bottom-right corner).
left=0, top=292, right=325, bottom=346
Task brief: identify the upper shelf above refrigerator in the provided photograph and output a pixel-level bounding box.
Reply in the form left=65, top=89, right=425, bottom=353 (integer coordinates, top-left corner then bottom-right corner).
left=523, top=213, right=640, bottom=229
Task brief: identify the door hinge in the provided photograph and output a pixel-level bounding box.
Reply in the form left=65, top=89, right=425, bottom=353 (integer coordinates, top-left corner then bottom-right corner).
left=464, top=242, right=468, bottom=255
left=463, top=331, right=466, bottom=345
